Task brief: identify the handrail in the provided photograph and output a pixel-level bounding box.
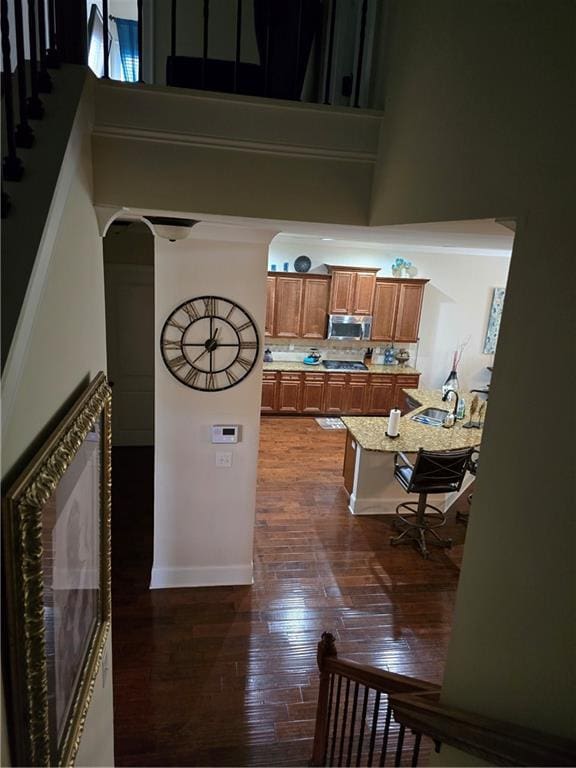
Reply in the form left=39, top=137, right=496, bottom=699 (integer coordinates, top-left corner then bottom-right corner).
left=390, top=690, right=576, bottom=767
left=311, top=633, right=576, bottom=767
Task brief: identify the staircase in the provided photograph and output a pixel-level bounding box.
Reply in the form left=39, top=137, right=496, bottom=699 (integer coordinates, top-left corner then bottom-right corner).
left=311, top=633, right=576, bottom=767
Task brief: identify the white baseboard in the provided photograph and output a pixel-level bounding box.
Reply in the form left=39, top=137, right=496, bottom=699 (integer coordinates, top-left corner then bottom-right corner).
left=150, top=563, right=254, bottom=589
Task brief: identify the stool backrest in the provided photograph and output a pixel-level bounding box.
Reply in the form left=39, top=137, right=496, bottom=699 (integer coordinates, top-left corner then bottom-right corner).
left=408, top=447, right=474, bottom=494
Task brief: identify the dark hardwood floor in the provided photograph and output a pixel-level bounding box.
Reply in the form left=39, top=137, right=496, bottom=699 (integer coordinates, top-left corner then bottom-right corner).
left=111, top=418, right=468, bottom=766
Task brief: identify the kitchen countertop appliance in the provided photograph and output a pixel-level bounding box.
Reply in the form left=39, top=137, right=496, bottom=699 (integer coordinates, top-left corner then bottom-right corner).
left=303, top=348, right=322, bottom=365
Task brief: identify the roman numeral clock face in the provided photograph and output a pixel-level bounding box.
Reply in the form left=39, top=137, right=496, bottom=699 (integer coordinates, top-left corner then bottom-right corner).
left=160, top=296, right=260, bottom=391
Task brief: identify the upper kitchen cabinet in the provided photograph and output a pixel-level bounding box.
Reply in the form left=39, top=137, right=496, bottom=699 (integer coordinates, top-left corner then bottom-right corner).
left=327, top=266, right=379, bottom=315
left=269, top=273, right=330, bottom=339
left=265, top=276, right=276, bottom=336
left=371, top=278, right=428, bottom=343
left=394, top=280, right=427, bottom=342
left=371, top=281, right=400, bottom=341
left=300, top=276, right=330, bottom=338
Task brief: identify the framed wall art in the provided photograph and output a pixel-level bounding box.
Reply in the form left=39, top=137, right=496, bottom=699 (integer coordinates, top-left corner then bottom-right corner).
left=483, top=287, right=505, bottom=354
left=2, top=372, right=112, bottom=766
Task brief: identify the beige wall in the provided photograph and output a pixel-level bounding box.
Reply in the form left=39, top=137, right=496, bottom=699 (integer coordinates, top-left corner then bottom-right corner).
left=1, top=89, right=114, bottom=765
left=368, top=0, right=575, bottom=752
left=152, top=224, right=275, bottom=588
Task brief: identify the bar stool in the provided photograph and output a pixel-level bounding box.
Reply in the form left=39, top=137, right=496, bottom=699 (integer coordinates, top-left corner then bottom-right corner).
left=391, top=447, right=474, bottom=558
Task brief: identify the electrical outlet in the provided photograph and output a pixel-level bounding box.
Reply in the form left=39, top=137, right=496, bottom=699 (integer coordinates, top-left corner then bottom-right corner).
left=215, top=452, right=233, bottom=468
left=289, top=344, right=295, bottom=351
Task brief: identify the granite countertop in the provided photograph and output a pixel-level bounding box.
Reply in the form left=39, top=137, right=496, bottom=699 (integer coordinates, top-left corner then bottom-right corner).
left=342, top=389, right=483, bottom=453
left=262, top=361, right=420, bottom=375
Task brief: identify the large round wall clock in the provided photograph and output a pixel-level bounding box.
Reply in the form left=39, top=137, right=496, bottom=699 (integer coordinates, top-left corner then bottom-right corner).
left=160, top=296, right=260, bottom=391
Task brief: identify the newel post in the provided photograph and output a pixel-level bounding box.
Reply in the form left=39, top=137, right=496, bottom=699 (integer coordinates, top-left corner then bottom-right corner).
left=311, top=632, right=337, bottom=766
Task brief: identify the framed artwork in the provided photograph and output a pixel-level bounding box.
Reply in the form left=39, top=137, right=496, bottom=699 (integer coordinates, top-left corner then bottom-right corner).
left=2, top=372, right=112, bottom=766
left=483, top=287, right=505, bottom=354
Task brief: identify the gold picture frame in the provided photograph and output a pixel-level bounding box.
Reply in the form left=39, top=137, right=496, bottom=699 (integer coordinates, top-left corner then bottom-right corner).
left=2, top=372, right=112, bottom=766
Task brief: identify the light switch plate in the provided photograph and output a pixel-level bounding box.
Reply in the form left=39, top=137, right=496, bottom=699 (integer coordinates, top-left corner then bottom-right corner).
left=215, top=452, right=233, bottom=467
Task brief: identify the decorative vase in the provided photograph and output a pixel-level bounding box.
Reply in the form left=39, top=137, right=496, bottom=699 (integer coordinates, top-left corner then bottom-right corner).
left=395, top=349, right=410, bottom=366
left=442, top=369, right=459, bottom=396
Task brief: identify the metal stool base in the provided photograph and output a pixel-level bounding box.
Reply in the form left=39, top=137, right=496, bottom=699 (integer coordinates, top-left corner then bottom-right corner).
left=390, top=500, right=452, bottom=558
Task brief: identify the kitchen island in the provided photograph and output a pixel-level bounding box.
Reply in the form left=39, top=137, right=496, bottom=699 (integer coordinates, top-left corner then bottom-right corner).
left=341, top=389, right=483, bottom=515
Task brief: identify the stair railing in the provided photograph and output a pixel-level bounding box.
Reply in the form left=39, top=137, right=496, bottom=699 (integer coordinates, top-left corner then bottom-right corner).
left=312, top=633, right=576, bottom=767
left=311, top=632, right=439, bottom=766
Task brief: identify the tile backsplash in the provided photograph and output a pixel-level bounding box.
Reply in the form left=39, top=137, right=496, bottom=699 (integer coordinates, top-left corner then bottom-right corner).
left=264, top=338, right=418, bottom=365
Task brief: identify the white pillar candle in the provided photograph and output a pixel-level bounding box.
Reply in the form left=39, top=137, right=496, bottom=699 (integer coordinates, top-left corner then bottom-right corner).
left=387, top=408, right=401, bottom=437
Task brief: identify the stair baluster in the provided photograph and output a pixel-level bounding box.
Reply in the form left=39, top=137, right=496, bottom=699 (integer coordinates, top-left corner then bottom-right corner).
left=26, top=0, right=44, bottom=117
left=1, top=0, right=24, bottom=181
left=46, top=0, right=59, bottom=66
left=36, top=0, right=52, bottom=92
left=13, top=0, right=34, bottom=146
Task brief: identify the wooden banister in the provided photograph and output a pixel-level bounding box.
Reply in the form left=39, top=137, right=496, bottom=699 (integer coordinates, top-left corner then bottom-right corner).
left=311, top=633, right=576, bottom=767
left=390, top=690, right=576, bottom=767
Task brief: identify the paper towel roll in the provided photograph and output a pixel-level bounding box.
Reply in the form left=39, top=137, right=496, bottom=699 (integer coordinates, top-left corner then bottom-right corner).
left=387, top=408, right=401, bottom=437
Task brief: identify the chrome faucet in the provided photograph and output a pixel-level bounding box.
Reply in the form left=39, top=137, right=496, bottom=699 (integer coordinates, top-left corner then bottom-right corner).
left=441, top=389, right=459, bottom=428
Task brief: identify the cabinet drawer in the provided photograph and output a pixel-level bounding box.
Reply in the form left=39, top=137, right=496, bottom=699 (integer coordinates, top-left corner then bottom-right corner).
left=279, top=373, right=302, bottom=381
left=263, top=372, right=278, bottom=381
left=395, top=374, right=420, bottom=386
left=303, top=372, right=325, bottom=381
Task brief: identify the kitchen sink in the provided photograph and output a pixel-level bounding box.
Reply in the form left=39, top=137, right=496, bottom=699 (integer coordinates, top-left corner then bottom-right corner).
left=411, top=407, right=449, bottom=426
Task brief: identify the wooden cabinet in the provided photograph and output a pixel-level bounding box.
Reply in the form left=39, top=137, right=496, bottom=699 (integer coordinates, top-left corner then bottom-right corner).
left=260, top=370, right=420, bottom=416
left=265, top=276, right=276, bottom=336
left=366, top=374, right=395, bottom=415
left=267, top=273, right=329, bottom=339
left=371, top=278, right=427, bottom=343
left=327, top=267, right=378, bottom=315
left=392, top=374, right=421, bottom=412
left=344, top=374, right=369, bottom=414
left=273, top=276, right=303, bottom=337
left=371, top=281, right=400, bottom=341
left=394, top=282, right=426, bottom=342
left=301, top=373, right=325, bottom=413
left=261, top=372, right=278, bottom=412
left=300, top=277, right=330, bottom=338
left=277, top=372, right=302, bottom=412
left=324, top=373, right=347, bottom=414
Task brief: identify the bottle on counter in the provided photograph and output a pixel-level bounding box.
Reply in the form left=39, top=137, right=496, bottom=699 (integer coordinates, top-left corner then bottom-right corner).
left=456, top=397, right=466, bottom=420
left=263, top=348, right=273, bottom=362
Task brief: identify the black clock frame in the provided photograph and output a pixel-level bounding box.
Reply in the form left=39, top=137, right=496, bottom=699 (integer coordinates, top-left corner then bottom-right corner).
left=160, top=295, right=260, bottom=391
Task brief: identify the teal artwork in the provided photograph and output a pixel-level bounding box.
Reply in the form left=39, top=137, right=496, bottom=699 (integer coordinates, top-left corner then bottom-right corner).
left=483, top=287, right=505, bottom=354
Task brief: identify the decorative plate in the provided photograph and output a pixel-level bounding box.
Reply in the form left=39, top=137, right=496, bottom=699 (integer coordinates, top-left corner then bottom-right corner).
left=294, top=255, right=312, bottom=273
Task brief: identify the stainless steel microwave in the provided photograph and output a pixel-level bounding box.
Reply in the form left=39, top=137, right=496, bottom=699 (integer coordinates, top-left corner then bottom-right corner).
left=327, top=314, right=372, bottom=341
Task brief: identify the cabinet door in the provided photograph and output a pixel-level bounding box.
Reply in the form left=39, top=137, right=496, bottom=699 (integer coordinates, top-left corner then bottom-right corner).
left=324, top=373, right=347, bottom=413
left=329, top=271, right=355, bottom=314
left=300, top=277, right=329, bottom=338
left=301, top=373, right=325, bottom=413
left=371, top=281, right=400, bottom=341
left=394, top=283, right=425, bottom=342
left=277, top=373, right=302, bottom=412
left=392, top=374, right=421, bottom=412
left=261, top=373, right=278, bottom=412
left=366, top=375, right=394, bottom=414
left=343, top=374, right=368, bottom=414
left=352, top=272, right=376, bottom=315
left=265, top=276, right=276, bottom=336
left=274, top=277, right=303, bottom=337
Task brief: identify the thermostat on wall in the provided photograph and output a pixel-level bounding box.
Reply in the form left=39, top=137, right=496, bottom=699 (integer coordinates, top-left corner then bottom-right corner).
left=211, top=425, right=240, bottom=444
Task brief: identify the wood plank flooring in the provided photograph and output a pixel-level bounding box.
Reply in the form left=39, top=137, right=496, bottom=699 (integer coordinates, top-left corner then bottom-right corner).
left=111, top=418, right=468, bottom=766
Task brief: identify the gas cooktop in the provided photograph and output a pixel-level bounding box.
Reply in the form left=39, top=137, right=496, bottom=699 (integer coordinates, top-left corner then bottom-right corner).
left=322, top=360, right=368, bottom=371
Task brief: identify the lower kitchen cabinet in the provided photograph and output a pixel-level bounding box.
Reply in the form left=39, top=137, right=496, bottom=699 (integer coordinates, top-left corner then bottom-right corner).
left=324, top=373, right=347, bottom=414
left=261, top=372, right=278, bottom=412
left=301, top=373, right=325, bottom=413
left=366, top=374, right=395, bottom=415
left=277, top=372, right=302, bottom=412
left=344, top=374, right=369, bottom=414
left=261, top=370, right=420, bottom=415
left=392, top=374, right=421, bottom=412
